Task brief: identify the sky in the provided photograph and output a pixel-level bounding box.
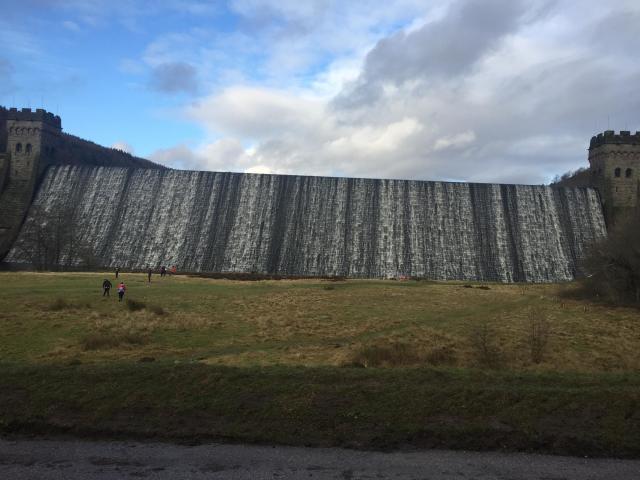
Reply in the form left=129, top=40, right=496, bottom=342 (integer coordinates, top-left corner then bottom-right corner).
left=1, top=0, right=639, bottom=184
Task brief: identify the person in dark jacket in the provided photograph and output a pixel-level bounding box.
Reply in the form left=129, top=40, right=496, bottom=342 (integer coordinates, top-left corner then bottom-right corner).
left=147, top=268, right=152, bottom=283
left=102, top=279, right=112, bottom=297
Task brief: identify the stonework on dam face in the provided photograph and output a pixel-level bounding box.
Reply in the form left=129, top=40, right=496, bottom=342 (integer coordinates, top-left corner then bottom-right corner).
left=6, top=165, right=606, bottom=282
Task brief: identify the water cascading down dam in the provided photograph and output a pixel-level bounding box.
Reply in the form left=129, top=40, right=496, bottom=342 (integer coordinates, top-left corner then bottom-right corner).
left=6, top=165, right=606, bottom=282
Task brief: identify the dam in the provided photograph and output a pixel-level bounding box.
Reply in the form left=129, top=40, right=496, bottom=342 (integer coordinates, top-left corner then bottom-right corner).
left=6, top=165, right=606, bottom=282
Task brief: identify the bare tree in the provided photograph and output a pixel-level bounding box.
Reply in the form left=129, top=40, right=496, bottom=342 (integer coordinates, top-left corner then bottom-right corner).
left=582, top=215, right=640, bottom=305
left=469, top=320, right=503, bottom=369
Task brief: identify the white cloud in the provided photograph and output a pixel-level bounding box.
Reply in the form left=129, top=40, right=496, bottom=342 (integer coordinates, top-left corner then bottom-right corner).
left=433, top=131, right=476, bottom=151
left=327, top=118, right=423, bottom=156
left=111, top=141, right=134, bottom=154
left=143, top=0, right=640, bottom=185
left=245, top=165, right=273, bottom=174
left=158, top=88, right=426, bottom=179
left=187, top=87, right=328, bottom=139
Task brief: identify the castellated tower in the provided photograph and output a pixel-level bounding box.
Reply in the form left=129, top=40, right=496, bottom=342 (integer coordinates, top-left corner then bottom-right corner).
left=6, top=107, right=62, bottom=181
left=0, top=108, right=62, bottom=258
left=0, top=106, right=164, bottom=260
left=588, top=130, right=640, bottom=225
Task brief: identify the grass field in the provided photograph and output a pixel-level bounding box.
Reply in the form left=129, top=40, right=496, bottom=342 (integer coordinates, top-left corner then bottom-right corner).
left=0, top=272, right=639, bottom=456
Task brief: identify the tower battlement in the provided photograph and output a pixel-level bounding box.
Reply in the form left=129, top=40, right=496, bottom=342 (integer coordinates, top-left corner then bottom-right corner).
left=4, top=107, right=62, bottom=129
left=589, top=130, right=640, bottom=149
left=588, top=130, right=640, bottom=224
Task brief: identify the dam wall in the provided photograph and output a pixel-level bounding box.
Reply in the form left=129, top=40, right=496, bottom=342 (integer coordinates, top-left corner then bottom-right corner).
left=6, top=165, right=607, bottom=282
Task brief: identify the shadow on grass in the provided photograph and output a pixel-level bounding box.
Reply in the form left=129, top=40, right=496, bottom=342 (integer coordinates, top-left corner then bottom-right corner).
left=1, top=362, right=637, bottom=457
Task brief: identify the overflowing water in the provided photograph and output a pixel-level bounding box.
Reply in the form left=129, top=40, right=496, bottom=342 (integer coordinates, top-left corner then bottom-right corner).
left=7, top=165, right=607, bottom=281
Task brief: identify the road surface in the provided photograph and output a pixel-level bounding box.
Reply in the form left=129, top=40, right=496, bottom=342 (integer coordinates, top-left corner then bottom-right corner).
left=0, top=437, right=638, bottom=479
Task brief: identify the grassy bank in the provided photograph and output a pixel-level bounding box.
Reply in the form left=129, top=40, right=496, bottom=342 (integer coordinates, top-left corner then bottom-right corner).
left=0, top=272, right=639, bottom=456
left=1, top=362, right=639, bottom=457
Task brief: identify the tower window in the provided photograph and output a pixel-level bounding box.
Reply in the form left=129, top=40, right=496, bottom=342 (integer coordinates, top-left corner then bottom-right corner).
left=626, top=168, right=633, bottom=178
left=25, top=144, right=32, bottom=155
left=614, top=167, right=621, bottom=177
left=15, top=143, right=22, bottom=153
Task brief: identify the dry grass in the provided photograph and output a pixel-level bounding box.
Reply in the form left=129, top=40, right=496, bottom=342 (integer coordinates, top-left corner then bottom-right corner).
left=0, top=273, right=639, bottom=372
left=148, top=304, right=166, bottom=316
left=81, top=330, right=149, bottom=350
left=126, top=298, right=146, bottom=312
left=46, top=297, right=72, bottom=311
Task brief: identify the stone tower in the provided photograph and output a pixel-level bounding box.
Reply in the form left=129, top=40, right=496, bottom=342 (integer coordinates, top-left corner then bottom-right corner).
left=588, top=130, right=640, bottom=225
left=0, top=106, right=165, bottom=262
left=0, top=108, right=62, bottom=257
left=6, top=108, right=62, bottom=180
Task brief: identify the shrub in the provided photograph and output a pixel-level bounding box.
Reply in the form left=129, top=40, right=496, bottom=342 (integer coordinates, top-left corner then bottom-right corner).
left=350, top=342, right=421, bottom=367
left=425, top=344, right=456, bottom=366
left=47, top=298, right=70, bottom=311
left=81, top=330, right=148, bottom=350
left=126, top=298, right=146, bottom=312
left=527, top=307, right=551, bottom=364
left=469, top=321, right=503, bottom=369
left=581, top=216, right=640, bottom=305
left=148, top=304, right=166, bottom=316
left=551, top=166, right=590, bottom=187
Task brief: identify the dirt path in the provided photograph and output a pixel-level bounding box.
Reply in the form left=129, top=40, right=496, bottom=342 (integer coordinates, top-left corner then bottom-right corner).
left=1, top=437, right=639, bottom=479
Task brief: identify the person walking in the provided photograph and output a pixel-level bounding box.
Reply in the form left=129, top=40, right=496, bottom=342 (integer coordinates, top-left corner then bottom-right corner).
left=160, top=266, right=166, bottom=277
left=117, top=282, right=126, bottom=302
left=115, top=267, right=120, bottom=279
left=102, top=279, right=112, bottom=297
left=147, top=268, right=152, bottom=283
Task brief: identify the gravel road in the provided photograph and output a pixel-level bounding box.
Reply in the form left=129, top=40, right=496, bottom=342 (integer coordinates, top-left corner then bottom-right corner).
left=1, top=437, right=638, bottom=479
